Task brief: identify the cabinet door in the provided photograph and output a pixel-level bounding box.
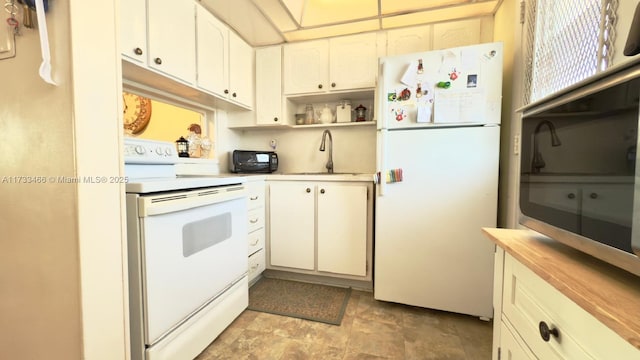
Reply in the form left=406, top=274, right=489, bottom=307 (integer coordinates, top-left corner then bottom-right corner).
left=147, top=0, right=196, bottom=84
left=581, top=184, right=633, bottom=227
left=120, top=0, right=147, bottom=64
left=269, top=182, right=315, bottom=270
left=386, top=25, right=432, bottom=56
left=329, top=33, right=378, bottom=91
left=229, top=31, right=254, bottom=108
left=317, top=183, right=367, bottom=276
left=581, top=184, right=633, bottom=250
left=256, top=46, right=283, bottom=125
left=499, top=322, right=536, bottom=360
left=195, top=3, right=228, bottom=97
left=283, top=40, right=329, bottom=95
left=527, top=183, right=580, bottom=233
left=432, top=18, right=481, bottom=50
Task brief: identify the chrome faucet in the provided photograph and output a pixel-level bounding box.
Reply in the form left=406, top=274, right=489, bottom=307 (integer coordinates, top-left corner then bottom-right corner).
left=319, top=129, right=334, bottom=173
left=531, top=120, right=562, bottom=174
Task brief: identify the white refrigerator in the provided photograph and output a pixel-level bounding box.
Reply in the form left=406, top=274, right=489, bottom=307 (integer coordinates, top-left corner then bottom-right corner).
left=374, top=42, right=503, bottom=319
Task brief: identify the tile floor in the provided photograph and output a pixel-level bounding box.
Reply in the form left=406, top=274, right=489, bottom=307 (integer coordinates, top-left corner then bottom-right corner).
left=195, top=289, right=493, bottom=359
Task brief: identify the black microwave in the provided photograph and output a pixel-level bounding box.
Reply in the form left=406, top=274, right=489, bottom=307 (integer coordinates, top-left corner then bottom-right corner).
left=519, top=60, right=640, bottom=277
left=229, top=150, right=278, bottom=173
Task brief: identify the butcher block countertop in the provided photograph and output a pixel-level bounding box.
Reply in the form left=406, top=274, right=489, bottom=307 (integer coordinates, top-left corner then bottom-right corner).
left=482, top=227, right=640, bottom=350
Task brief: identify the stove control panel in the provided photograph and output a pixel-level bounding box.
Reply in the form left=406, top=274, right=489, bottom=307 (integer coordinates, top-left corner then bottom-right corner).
left=124, top=138, right=178, bottom=165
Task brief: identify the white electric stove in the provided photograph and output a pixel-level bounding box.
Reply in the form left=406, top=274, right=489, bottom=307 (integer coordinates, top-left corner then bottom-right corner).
left=123, top=137, right=249, bottom=360
left=124, top=137, right=244, bottom=193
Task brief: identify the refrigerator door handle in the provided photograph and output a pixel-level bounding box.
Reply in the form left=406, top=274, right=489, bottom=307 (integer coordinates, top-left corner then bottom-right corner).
left=377, top=129, right=387, bottom=196
left=377, top=61, right=386, bottom=131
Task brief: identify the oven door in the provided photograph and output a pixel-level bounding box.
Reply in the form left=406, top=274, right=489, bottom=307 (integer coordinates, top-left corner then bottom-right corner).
left=137, top=186, right=247, bottom=345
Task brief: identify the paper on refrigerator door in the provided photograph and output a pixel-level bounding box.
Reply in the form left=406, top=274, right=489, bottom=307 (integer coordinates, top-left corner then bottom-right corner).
left=416, top=104, right=431, bottom=123
left=433, top=89, right=485, bottom=123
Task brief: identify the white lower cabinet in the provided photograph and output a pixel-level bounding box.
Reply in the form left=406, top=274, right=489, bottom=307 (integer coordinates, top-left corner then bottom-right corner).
left=269, top=182, right=316, bottom=270
left=246, top=179, right=266, bottom=284
left=268, top=180, right=371, bottom=278
left=499, top=321, right=535, bottom=360
left=317, top=183, right=367, bottom=276
left=495, top=250, right=639, bottom=359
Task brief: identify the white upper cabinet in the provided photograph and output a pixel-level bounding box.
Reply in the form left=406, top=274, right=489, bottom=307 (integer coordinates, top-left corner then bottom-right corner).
left=283, top=40, right=329, bottom=95
left=283, top=33, right=378, bottom=95
left=386, top=25, right=432, bottom=56
left=329, top=33, right=379, bottom=91
left=228, top=31, right=254, bottom=108
left=196, top=4, right=228, bottom=98
left=255, top=46, right=283, bottom=125
left=196, top=3, right=253, bottom=109
left=147, top=0, right=196, bottom=84
left=432, top=18, right=482, bottom=50
left=120, top=0, right=147, bottom=65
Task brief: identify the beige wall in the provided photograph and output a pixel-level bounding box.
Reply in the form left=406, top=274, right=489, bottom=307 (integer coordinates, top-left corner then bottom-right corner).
left=493, top=0, right=519, bottom=228
left=0, top=1, right=126, bottom=359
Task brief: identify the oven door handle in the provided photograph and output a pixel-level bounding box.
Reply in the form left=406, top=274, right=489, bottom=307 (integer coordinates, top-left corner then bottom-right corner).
left=138, top=188, right=247, bottom=217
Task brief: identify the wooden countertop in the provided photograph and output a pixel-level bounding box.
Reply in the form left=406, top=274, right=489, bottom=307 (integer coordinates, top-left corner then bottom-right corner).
left=482, top=228, right=640, bottom=350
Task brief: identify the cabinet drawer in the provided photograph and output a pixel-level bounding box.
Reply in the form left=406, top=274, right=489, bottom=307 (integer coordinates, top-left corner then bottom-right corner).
left=248, top=208, right=265, bottom=233
left=503, top=254, right=638, bottom=359
left=248, top=228, right=265, bottom=256
left=248, top=249, right=265, bottom=283
left=246, top=182, right=265, bottom=210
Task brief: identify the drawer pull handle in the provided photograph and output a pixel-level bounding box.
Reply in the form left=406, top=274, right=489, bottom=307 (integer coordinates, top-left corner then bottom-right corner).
left=250, top=196, right=259, bottom=200
left=539, top=321, right=559, bottom=342
left=590, top=192, right=598, bottom=199
left=567, top=193, right=575, bottom=199
left=306, top=188, right=311, bottom=193
left=249, top=218, right=259, bottom=223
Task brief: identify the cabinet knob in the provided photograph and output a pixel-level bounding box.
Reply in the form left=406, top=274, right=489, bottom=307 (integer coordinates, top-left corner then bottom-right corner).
left=154, top=57, right=162, bottom=65
left=306, top=188, right=311, bottom=193
left=134, top=47, right=143, bottom=56
left=232, top=92, right=237, bottom=98
left=538, top=321, right=559, bottom=342
left=590, top=192, right=598, bottom=199
left=318, top=84, right=323, bottom=89
left=331, top=82, right=336, bottom=88
left=320, top=188, right=325, bottom=194
left=273, top=117, right=278, bottom=122
left=224, top=89, right=229, bottom=94
left=567, top=193, right=575, bottom=199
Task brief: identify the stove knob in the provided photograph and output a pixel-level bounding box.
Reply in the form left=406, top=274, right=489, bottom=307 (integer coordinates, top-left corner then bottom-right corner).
left=155, top=147, right=163, bottom=155
left=135, top=145, right=145, bottom=155
left=165, top=148, right=173, bottom=156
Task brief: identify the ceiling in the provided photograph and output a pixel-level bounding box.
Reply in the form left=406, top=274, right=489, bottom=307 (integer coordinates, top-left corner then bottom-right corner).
left=199, top=0, right=503, bottom=46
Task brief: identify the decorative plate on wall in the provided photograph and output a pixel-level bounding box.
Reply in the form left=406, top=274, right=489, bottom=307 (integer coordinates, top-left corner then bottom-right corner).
left=123, top=92, right=152, bottom=134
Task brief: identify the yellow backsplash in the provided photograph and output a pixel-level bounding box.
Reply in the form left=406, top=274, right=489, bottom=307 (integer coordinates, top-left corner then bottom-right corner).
left=131, top=99, right=203, bottom=143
